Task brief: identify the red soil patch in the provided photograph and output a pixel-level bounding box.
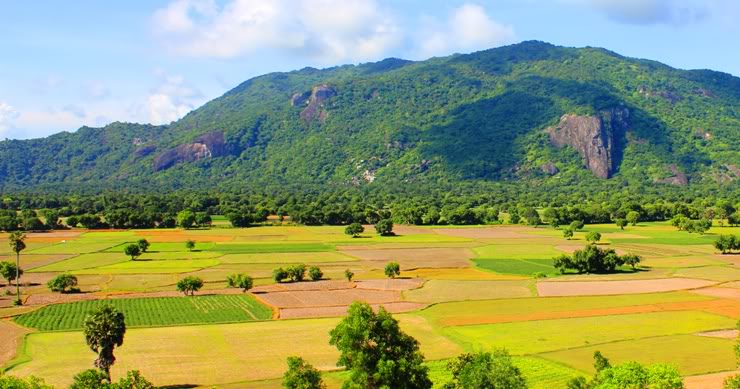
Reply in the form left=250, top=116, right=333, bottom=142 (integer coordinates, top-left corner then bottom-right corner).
left=433, top=227, right=537, bottom=239
left=537, top=278, right=716, bottom=297
left=252, top=280, right=354, bottom=293
left=692, top=287, right=740, bottom=299
left=258, top=289, right=401, bottom=309
left=685, top=370, right=740, bottom=389
left=354, top=278, right=423, bottom=291
left=279, top=302, right=426, bottom=319
left=438, top=299, right=740, bottom=327
left=0, top=320, right=29, bottom=366
left=697, top=329, right=738, bottom=339
left=341, top=248, right=474, bottom=269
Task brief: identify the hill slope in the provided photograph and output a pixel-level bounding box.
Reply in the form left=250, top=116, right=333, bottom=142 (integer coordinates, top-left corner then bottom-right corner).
left=1, top=41, right=738, bottom=193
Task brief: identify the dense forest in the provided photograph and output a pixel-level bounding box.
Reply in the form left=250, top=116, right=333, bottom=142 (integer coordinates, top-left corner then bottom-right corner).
left=0, top=41, right=737, bottom=197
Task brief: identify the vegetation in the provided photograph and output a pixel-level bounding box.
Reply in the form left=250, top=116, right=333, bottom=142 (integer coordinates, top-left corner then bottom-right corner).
left=385, top=262, right=401, bottom=278
left=554, top=245, right=641, bottom=274
left=0, top=261, right=23, bottom=287
left=715, top=235, right=740, bottom=254
left=0, top=374, right=53, bottom=389
left=46, top=273, right=79, bottom=293
left=444, top=349, right=527, bottom=389
left=282, top=356, right=326, bottom=389
left=344, top=223, right=364, bottom=238
left=226, top=273, right=254, bottom=292
left=185, top=239, right=196, bottom=252
left=70, top=369, right=155, bottom=389
left=329, top=302, right=432, bottom=389
left=344, top=269, right=354, bottom=282
left=309, top=266, right=323, bottom=281
left=83, top=305, right=126, bottom=381
left=123, top=244, right=141, bottom=260
left=176, top=276, right=204, bottom=296
left=8, top=231, right=26, bottom=304
left=585, top=231, right=601, bottom=244
left=137, top=239, right=150, bottom=253
left=376, top=219, right=394, bottom=236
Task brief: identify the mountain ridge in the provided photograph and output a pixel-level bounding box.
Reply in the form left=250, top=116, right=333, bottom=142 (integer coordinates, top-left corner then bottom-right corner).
left=1, top=41, right=738, bottom=193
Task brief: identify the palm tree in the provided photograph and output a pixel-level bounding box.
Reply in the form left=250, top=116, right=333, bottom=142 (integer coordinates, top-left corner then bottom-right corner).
left=8, top=231, right=26, bottom=304
left=83, top=305, right=126, bottom=382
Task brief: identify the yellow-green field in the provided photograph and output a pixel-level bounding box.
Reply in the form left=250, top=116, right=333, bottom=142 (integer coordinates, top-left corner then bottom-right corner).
left=1, top=221, right=739, bottom=388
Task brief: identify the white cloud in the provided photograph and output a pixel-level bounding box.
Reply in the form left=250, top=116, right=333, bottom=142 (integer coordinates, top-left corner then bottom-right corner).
left=82, top=81, right=110, bottom=101
left=0, top=102, right=20, bottom=136
left=152, top=0, right=402, bottom=63
left=144, top=73, right=204, bottom=125
left=567, top=0, right=708, bottom=25
left=416, top=4, right=515, bottom=58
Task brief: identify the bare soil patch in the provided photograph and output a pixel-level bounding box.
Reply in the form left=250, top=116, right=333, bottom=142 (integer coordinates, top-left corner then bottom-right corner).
left=342, top=247, right=474, bottom=269
left=697, top=329, right=739, bottom=339
left=258, top=289, right=401, bottom=309
left=692, top=287, right=740, bottom=299
left=0, top=320, right=29, bottom=366
left=252, top=280, right=354, bottom=293
left=432, top=227, right=536, bottom=239
left=354, top=278, right=423, bottom=291
left=537, top=278, right=716, bottom=297
left=555, top=244, right=626, bottom=255
left=685, top=370, right=740, bottom=389
left=279, top=302, right=426, bottom=319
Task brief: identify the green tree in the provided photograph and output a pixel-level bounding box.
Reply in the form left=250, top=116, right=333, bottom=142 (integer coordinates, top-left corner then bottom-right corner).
left=724, top=375, right=740, bottom=389
left=185, top=239, right=196, bottom=252
left=522, top=207, right=541, bottom=227
left=715, top=235, right=739, bottom=254
left=177, top=210, right=196, bottom=229
left=69, top=369, right=109, bottom=389
left=586, top=231, right=601, bottom=244
left=384, top=262, right=401, bottom=279
left=615, top=218, right=627, bottom=230
left=309, top=266, right=323, bottom=281
left=83, top=305, right=126, bottom=382
left=0, top=261, right=23, bottom=288
left=0, top=374, right=53, bottom=389
left=329, top=302, right=432, bottom=389
left=345, top=223, right=365, bottom=238
left=176, top=276, right=204, bottom=296
left=227, top=273, right=254, bottom=292
left=124, top=244, right=141, bottom=260
left=288, top=264, right=307, bottom=282
left=626, top=211, right=640, bottom=226
left=283, top=356, right=326, bottom=389
left=593, top=351, right=611, bottom=372
left=273, top=267, right=289, bottom=283
left=344, top=269, right=354, bottom=282
left=570, top=220, right=585, bottom=231
left=47, top=273, right=78, bottom=293
left=563, top=227, right=574, bottom=240
left=622, top=254, right=642, bottom=270
left=445, top=349, right=527, bottom=389
left=8, top=231, right=26, bottom=304
left=114, top=370, right=155, bottom=389
left=375, top=219, right=394, bottom=236
left=196, top=212, right=212, bottom=228
left=137, top=239, right=150, bottom=253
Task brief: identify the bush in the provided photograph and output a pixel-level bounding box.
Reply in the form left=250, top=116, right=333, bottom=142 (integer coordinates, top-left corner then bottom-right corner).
left=585, top=231, right=601, bottom=243
left=283, top=356, right=325, bottom=389
left=124, top=244, right=141, bottom=260
left=288, top=264, right=307, bottom=282
left=137, top=239, right=150, bottom=253
left=554, top=245, right=641, bottom=274
left=715, top=235, right=739, bottom=254
left=384, top=262, right=401, bottom=279
left=375, top=219, right=394, bottom=236
left=345, top=223, right=365, bottom=238
left=344, top=269, right=354, bottom=282
left=273, top=268, right=289, bottom=283
left=176, top=276, right=204, bottom=296
left=309, top=266, right=323, bottom=281
left=226, top=273, right=254, bottom=292
left=47, top=274, right=78, bottom=293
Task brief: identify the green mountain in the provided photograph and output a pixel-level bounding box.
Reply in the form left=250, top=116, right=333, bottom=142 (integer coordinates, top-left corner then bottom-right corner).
left=2, top=41, right=738, bottom=193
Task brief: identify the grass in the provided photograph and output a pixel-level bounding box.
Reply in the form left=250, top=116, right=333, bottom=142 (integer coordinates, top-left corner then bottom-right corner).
left=404, top=280, right=534, bottom=303
left=541, top=334, right=736, bottom=376
left=14, top=294, right=272, bottom=331
left=7, top=319, right=341, bottom=388
left=442, top=311, right=735, bottom=355
left=473, top=258, right=556, bottom=275
left=106, top=242, right=218, bottom=252
left=419, top=292, right=713, bottom=327
left=208, top=242, right=336, bottom=253
left=219, top=251, right=358, bottom=264
left=473, top=244, right=561, bottom=275
left=74, top=258, right=221, bottom=274
left=673, top=266, right=740, bottom=282
left=29, top=252, right=130, bottom=272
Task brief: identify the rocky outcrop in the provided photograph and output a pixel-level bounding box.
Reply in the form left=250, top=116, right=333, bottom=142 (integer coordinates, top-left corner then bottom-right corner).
left=655, top=165, right=689, bottom=186
left=153, top=131, right=228, bottom=172
left=546, top=108, right=629, bottom=179
left=291, top=91, right=311, bottom=107
left=134, top=145, right=157, bottom=158
left=300, top=85, right=336, bottom=122
left=540, top=162, right=559, bottom=176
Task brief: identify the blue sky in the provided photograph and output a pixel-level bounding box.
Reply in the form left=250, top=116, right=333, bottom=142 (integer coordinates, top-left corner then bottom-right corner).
left=1, top=0, right=738, bottom=139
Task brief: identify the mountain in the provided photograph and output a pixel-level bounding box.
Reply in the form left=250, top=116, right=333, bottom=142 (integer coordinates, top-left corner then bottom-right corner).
left=1, top=41, right=738, bottom=193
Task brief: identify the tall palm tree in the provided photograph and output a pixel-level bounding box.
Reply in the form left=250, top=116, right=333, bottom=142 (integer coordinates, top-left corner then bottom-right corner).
left=8, top=231, right=26, bottom=304
left=84, top=305, right=126, bottom=382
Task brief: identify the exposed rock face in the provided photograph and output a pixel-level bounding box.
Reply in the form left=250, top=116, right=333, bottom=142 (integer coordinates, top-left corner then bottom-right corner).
left=546, top=108, right=629, bottom=179
left=134, top=145, right=157, bottom=158
left=300, top=85, right=336, bottom=122
left=540, top=162, right=559, bottom=176
left=291, top=91, right=311, bottom=107
left=655, top=164, right=689, bottom=186
left=153, top=131, right=228, bottom=172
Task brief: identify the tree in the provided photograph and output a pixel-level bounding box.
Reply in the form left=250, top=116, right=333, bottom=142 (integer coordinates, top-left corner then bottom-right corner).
left=622, top=254, right=641, bottom=270
left=554, top=245, right=640, bottom=274
left=385, top=262, right=401, bottom=279
left=177, top=210, right=197, bottom=229
left=47, top=273, right=78, bottom=293
left=593, top=351, right=611, bottom=372
left=137, top=239, right=150, bottom=253
left=283, top=356, right=326, bottom=389
left=227, top=273, right=254, bottom=292
left=626, top=211, right=640, bottom=226
left=176, top=276, right=204, bottom=296
left=329, top=302, right=432, bottom=389
left=185, top=239, right=196, bottom=252
left=44, top=210, right=60, bottom=230
left=522, top=207, right=541, bottom=227
left=715, top=235, right=739, bottom=254
left=0, top=261, right=23, bottom=287
left=725, top=375, right=740, bottom=389
left=70, top=369, right=155, bottom=389
left=124, top=244, right=141, bottom=260
left=8, top=231, right=26, bottom=304
left=66, top=215, right=80, bottom=228
left=196, top=212, right=212, bottom=228
left=288, top=264, right=307, bottom=282
left=375, top=219, right=394, bottom=236
left=586, top=231, right=601, bottom=244
left=309, top=266, right=323, bottom=281
left=114, top=370, right=156, bottom=389
left=445, top=349, right=527, bottom=389
left=344, top=269, right=354, bottom=282
left=273, top=267, right=289, bottom=283
left=83, top=305, right=126, bottom=382
left=615, top=218, right=627, bottom=230
left=345, top=223, right=365, bottom=238
left=593, top=362, right=682, bottom=389
left=570, top=220, right=585, bottom=231
left=563, top=227, right=574, bottom=240
left=0, top=374, right=53, bottom=389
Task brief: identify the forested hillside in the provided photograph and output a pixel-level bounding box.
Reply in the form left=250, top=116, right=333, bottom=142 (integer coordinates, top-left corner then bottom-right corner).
left=1, top=41, right=738, bottom=195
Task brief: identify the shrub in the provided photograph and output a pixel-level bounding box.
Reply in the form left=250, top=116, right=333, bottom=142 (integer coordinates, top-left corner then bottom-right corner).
left=47, top=274, right=79, bottom=293
left=176, top=276, right=204, bottom=296
left=227, top=273, right=254, bottom=292
left=124, top=244, right=141, bottom=260
left=309, top=266, right=323, bottom=281
left=345, top=223, right=364, bottom=238
left=384, top=262, right=401, bottom=279
left=344, top=269, right=354, bottom=282
left=273, top=268, right=289, bottom=283
left=375, top=219, right=394, bottom=236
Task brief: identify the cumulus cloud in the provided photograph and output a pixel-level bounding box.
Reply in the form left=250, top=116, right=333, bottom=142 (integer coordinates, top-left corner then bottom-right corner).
left=82, top=81, right=110, bottom=101
left=0, top=103, right=20, bottom=136
left=416, top=4, right=515, bottom=58
left=145, top=73, right=203, bottom=125
left=569, top=0, right=708, bottom=25
left=152, top=0, right=402, bottom=62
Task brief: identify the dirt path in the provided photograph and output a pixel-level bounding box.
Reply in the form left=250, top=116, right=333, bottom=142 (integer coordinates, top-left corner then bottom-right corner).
left=0, top=320, right=30, bottom=366
left=685, top=371, right=739, bottom=389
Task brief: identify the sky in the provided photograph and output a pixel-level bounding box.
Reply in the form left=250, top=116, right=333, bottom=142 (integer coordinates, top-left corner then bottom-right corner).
left=1, top=0, right=739, bottom=140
